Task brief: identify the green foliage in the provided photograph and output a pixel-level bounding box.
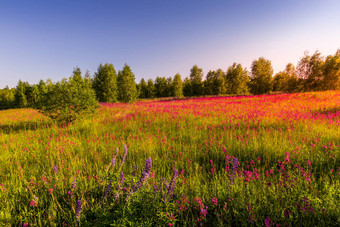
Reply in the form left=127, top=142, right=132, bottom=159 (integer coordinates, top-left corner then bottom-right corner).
left=0, top=86, right=15, bottom=109
left=273, top=63, right=299, bottom=93
left=165, top=77, right=174, bottom=97
left=14, top=80, right=28, bottom=108
left=93, top=63, right=118, bottom=103
left=190, top=65, right=204, bottom=96
left=225, top=63, right=249, bottom=95
left=34, top=68, right=99, bottom=124
left=155, top=76, right=168, bottom=97
left=173, top=73, right=183, bottom=97
left=204, top=69, right=226, bottom=96
left=117, top=64, right=138, bottom=103
left=183, top=77, right=192, bottom=97
left=249, top=57, right=273, bottom=95
left=322, top=50, right=340, bottom=90
left=138, top=78, right=148, bottom=99
left=27, top=84, right=40, bottom=106
left=146, top=79, right=156, bottom=98
left=297, top=51, right=325, bottom=91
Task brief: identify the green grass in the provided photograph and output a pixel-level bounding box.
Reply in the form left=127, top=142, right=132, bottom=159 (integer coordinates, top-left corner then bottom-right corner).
left=0, top=91, right=339, bottom=226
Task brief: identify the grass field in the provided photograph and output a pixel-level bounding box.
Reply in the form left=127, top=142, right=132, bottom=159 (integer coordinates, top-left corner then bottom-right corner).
left=0, top=91, right=339, bottom=226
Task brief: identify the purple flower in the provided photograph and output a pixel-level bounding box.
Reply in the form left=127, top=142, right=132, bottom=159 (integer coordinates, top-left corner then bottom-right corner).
left=53, top=166, right=58, bottom=176
left=264, top=216, right=273, bottom=227
left=121, top=145, right=128, bottom=165
left=131, top=165, right=137, bottom=177
left=75, top=199, right=82, bottom=222
left=168, top=169, right=178, bottom=197
left=112, top=147, right=119, bottom=168
left=114, top=172, right=125, bottom=200
left=104, top=180, right=112, bottom=198
left=230, top=157, right=238, bottom=187
left=132, top=157, right=152, bottom=192
left=72, top=177, right=76, bottom=189
left=284, top=208, right=290, bottom=217
left=116, top=172, right=125, bottom=191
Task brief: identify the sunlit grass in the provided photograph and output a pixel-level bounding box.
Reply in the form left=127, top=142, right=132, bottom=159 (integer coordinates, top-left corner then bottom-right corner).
left=0, top=91, right=339, bottom=226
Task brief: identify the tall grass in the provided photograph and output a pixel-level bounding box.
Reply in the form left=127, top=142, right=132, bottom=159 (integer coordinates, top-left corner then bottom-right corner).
left=0, top=91, right=339, bottom=226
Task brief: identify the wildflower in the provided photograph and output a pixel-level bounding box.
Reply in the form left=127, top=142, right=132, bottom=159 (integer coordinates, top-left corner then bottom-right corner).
left=230, top=157, right=238, bottom=187
left=23, top=223, right=29, bottom=227
left=264, top=216, right=273, bottom=227
left=132, top=157, right=152, bottom=193
left=30, top=200, right=36, bottom=207
left=121, top=144, right=128, bottom=165
left=53, top=166, right=58, bottom=176
left=131, top=165, right=137, bottom=177
left=168, top=169, right=178, bottom=197
left=212, top=197, right=218, bottom=207
left=104, top=180, right=112, bottom=198
left=307, top=160, right=311, bottom=166
left=114, top=172, right=125, bottom=199
left=48, top=188, right=53, bottom=194
left=72, top=177, right=76, bottom=189
left=112, top=147, right=119, bottom=168
left=210, top=160, right=216, bottom=175
left=75, top=199, right=82, bottom=222
left=284, top=208, right=291, bottom=218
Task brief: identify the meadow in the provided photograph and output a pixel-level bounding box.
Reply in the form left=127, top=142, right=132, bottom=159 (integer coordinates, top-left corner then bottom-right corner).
left=0, top=91, right=339, bottom=226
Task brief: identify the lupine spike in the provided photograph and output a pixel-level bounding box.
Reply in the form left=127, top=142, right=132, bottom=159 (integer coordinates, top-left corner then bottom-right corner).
left=104, top=180, right=112, bottom=198
left=53, top=166, right=58, bottom=176
left=230, top=157, right=239, bottom=187
left=131, top=157, right=152, bottom=193
left=75, top=199, right=82, bottom=222
left=72, top=177, right=76, bottom=189
left=112, top=147, right=119, bottom=168
left=121, top=145, right=128, bottom=165
left=168, top=169, right=178, bottom=197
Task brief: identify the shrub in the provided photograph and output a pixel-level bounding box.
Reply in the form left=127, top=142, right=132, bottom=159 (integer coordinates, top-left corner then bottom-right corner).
left=34, top=69, right=99, bottom=125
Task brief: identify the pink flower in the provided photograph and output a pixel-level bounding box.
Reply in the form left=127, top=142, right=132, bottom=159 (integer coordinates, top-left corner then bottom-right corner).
left=30, top=200, right=36, bottom=207
left=212, top=197, right=218, bottom=206
left=23, top=223, right=29, bottom=227
left=307, top=160, right=311, bottom=166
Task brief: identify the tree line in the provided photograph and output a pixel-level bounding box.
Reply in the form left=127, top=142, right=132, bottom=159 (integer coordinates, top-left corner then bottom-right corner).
left=1, top=49, right=339, bottom=110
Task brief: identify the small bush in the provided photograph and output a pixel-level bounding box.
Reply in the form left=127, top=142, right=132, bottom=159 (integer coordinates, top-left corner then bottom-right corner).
left=34, top=70, right=99, bottom=125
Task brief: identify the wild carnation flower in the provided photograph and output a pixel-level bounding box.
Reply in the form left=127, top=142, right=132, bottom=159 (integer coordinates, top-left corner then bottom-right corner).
left=212, top=197, right=218, bottom=207
left=30, top=200, right=36, bottom=207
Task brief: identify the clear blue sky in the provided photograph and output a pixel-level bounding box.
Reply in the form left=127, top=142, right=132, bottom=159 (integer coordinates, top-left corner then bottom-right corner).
left=1, top=0, right=339, bottom=88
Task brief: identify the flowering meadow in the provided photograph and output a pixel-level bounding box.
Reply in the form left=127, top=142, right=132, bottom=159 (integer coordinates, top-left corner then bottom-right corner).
left=0, top=91, right=339, bottom=226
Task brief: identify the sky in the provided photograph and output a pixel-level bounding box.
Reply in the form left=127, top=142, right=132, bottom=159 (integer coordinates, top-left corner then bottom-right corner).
left=1, top=0, right=339, bottom=88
